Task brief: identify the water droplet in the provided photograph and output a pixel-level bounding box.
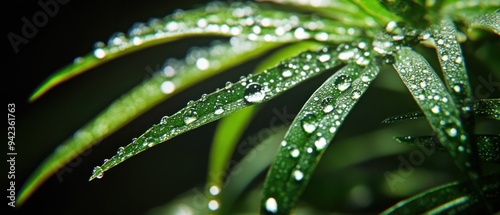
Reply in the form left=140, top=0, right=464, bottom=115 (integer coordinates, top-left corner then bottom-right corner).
left=282, top=70, right=292, bottom=78
left=117, top=147, right=125, bottom=155
left=314, top=137, right=327, bottom=150
left=301, top=113, right=317, bottom=133
left=244, top=83, right=265, bottom=103
left=225, top=81, right=233, bottom=90
left=335, top=75, right=351, bottom=91
left=208, top=200, right=219, bottom=211
left=163, top=66, right=176, bottom=77
left=183, top=108, right=198, bottom=124
left=93, top=166, right=104, bottom=179
left=420, top=81, right=427, bottom=89
left=160, top=116, right=169, bottom=124
left=437, top=39, right=444, bottom=45
left=196, top=58, right=210, bottom=70
left=338, top=50, right=355, bottom=61
left=361, top=75, right=372, bottom=82
left=329, top=127, right=337, bottom=133
left=431, top=106, right=440, bottom=113
left=293, top=170, right=304, bottom=181
left=265, top=197, right=278, bottom=213
left=214, top=105, right=224, bottom=115
left=281, top=140, right=287, bottom=147
left=318, top=54, right=331, bottom=62
left=160, top=81, right=176, bottom=94
left=454, top=57, right=462, bottom=64
left=209, top=185, right=220, bottom=196
left=444, top=124, right=458, bottom=137
left=351, top=90, right=361, bottom=99
left=441, top=55, right=449, bottom=61
left=93, top=48, right=106, bottom=59
left=306, top=147, right=313, bottom=153
left=290, top=148, right=300, bottom=158
left=458, top=146, right=465, bottom=152
left=453, top=84, right=462, bottom=93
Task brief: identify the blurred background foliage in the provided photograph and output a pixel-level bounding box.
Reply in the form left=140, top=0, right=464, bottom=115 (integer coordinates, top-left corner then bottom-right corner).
left=4, top=0, right=499, bottom=214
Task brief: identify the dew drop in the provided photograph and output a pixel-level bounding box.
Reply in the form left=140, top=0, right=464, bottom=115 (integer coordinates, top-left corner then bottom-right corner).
left=314, top=137, right=327, bottom=150
left=318, top=54, right=331, bottom=62
left=282, top=70, right=292, bottom=78
left=351, top=90, right=361, bottom=99
left=301, top=113, right=317, bottom=134
left=196, top=58, right=210, bottom=70
left=93, top=166, right=104, bottom=179
left=431, top=106, right=440, bottom=114
left=214, top=105, right=224, bottom=115
left=93, top=48, right=106, bottom=59
left=160, top=116, right=169, bottom=124
left=209, top=185, right=220, bottom=196
left=160, top=81, right=176, bottom=94
left=183, top=108, right=198, bottom=124
left=329, top=127, right=337, bottom=133
left=208, top=200, right=219, bottom=211
left=244, top=83, right=265, bottom=103
left=293, top=170, right=304, bottom=181
left=458, top=146, right=465, bottom=152
left=335, top=75, right=351, bottom=91
left=265, top=197, right=278, bottom=213
left=281, top=140, right=287, bottom=147
left=117, top=146, right=125, bottom=155
left=225, top=81, right=233, bottom=90
left=454, top=57, right=462, bottom=64
left=290, top=148, right=300, bottom=158
left=441, top=55, right=449, bottom=61
left=444, top=124, right=458, bottom=137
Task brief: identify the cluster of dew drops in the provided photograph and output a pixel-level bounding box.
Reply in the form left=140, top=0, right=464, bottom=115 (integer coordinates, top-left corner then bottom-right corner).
left=86, top=5, right=446, bottom=213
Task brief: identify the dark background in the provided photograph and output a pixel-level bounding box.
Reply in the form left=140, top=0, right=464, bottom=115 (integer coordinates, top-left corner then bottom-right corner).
left=3, top=0, right=500, bottom=214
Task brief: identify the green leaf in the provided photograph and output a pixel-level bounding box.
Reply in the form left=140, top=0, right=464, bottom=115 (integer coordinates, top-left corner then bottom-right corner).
left=352, top=0, right=402, bottom=25
left=467, top=10, right=500, bottom=35
left=261, top=61, right=380, bottom=214
left=393, top=48, right=480, bottom=180
left=381, top=173, right=500, bottom=214
left=207, top=41, right=321, bottom=201
left=430, top=17, right=473, bottom=111
left=382, top=99, right=500, bottom=123
left=395, top=135, right=500, bottom=163
left=261, top=0, right=380, bottom=28
left=17, top=40, right=279, bottom=206
left=89, top=44, right=342, bottom=181
left=377, top=0, right=428, bottom=28
left=30, top=1, right=363, bottom=102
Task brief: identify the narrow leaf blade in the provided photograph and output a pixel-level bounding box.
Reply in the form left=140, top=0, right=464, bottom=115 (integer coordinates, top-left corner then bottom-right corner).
left=393, top=48, right=480, bottom=180
left=18, top=40, right=278, bottom=206
left=89, top=45, right=342, bottom=181
left=262, top=61, right=380, bottom=214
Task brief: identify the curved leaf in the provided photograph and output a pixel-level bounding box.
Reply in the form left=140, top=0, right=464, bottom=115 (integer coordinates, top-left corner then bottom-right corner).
left=467, top=10, right=500, bottom=35
left=262, top=61, right=380, bottom=214
left=89, top=44, right=343, bottom=181
left=393, top=48, right=480, bottom=181
left=30, top=1, right=364, bottom=101
left=206, top=41, right=322, bottom=213
left=260, top=0, right=380, bottom=27
left=395, top=135, right=500, bottom=163
left=352, top=0, right=402, bottom=24
left=430, top=17, right=473, bottom=111
left=382, top=173, right=500, bottom=214
left=17, top=40, right=279, bottom=206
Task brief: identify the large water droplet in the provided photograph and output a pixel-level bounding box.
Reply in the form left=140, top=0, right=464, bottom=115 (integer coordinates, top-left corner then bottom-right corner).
left=301, top=113, right=317, bottom=134
left=160, top=116, right=169, bottom=124
left=335, top=75, right=351, bottom=91
left=314, top=137, right=327, bottom=150
left=444, top=124, right=458, bottom=137
left=265, top=197, right=278, bottom=213
left=214, top=105, right=224, bottom=115
left=290, top=148, right=300, bottom=158
left=293, top=169, right=304, bottom=181
left=93, top=166, right=104, bottom=179
left=183, top=108, right=198, bottom=124
left=208, top=200, right=219, bottom=211
left=244, top=83, right=265, bottom=103
left=209, top=185, right=220, bottom=196
left=117, top=146, right=125, bottom=155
